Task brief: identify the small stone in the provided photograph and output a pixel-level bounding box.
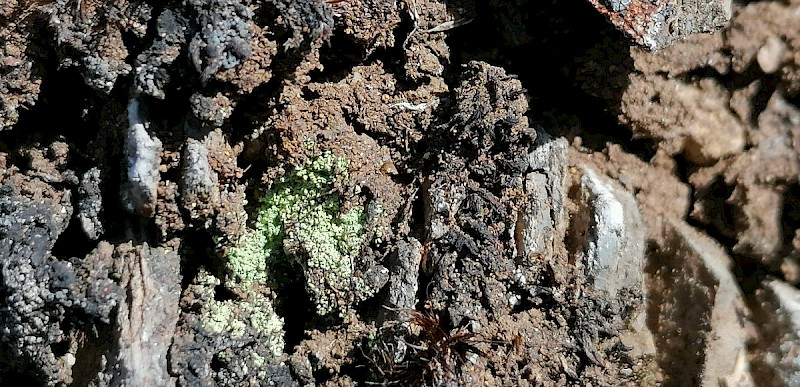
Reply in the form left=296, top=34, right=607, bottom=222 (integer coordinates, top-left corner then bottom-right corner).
left=756, top=36, right=786, bottom=74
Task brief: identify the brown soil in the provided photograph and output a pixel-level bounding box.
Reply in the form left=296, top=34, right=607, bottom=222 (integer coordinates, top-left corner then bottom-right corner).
left=1, top=0, right=799, bottom=386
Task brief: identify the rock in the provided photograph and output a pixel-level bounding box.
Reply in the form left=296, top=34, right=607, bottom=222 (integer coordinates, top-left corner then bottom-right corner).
left=134, top=9, right=190, bottom=100
left=757, top=36, right=787, bottom=74
left=169, top=270, right=292, bottom=386
left=726, top=1, right=800, bottom=76
left=0, top=174, right=119, bottom=386
left=70, top=242, right=119, bottom=323
left=181, top=137, right=220, bottom=225
left=424, top=174, right=467, bottom=241
left=720, top=349, right=757, bottom=387
left=112, top=243, right=181, bottom=387
left=190, top=92, right=234, bottom=127
left=48, top=0, right=150, bottom=94
left=690, top=93, right=800, bottom=267
left=522, top=134, right=569, bottom=260
left=0, top=2, right=44, bottom=131
left=379, top=238, right=422, bottom=322
left=568, top=144, right=693, bottom=240
left=121, top=99, right=162, bottom=217
left=570, top=166, right=655, bottom=358
left=78, top=168, right=104, bottom=240
left=649, top=219, right=753, bottom=387
left=575, top=167, right=645, bottom=297
left=186, top=0, right=254, bottom=84
left=0, top=180, right=74, bottom=384
left=586, top=0, right=732, bottom=51
left=751, top=280, right=800, bottom=386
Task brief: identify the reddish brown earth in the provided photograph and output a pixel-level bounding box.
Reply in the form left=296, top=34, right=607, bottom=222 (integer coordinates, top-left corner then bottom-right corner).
left=1, top=0, right=799, bottom=386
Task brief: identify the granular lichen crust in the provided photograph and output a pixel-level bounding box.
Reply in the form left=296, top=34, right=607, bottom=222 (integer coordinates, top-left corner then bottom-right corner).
left=225, top=152, right=381, bottom=317
left=171, top=269, right=292, bottom=386
left=0, top=175, right=118, bottom=385
left=48, top=0, right=151, bottom=94
left=201, top=293, right=285, bottom=357
left=186, top=0, right=253, bottom=83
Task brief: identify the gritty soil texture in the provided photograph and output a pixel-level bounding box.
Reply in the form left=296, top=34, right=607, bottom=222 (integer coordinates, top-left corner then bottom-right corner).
left=1, top=0, right=800, bottom=386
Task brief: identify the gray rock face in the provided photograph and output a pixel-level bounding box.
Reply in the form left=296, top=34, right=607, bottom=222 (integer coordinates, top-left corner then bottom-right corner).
left=379, top=238, right=422, bottom=322
left=0, top=0, right=779, bottom=384
left=569, top=166, right=654, bottom=359
left=134, top=9, right=190, bottom=100
left=181, top=137, right=220, bottom=226
left=587, top=0, right=732, bottom=51
left=522, top=134, right=568, bottom=261
left=0, top=183, right=73, bottom=385
left=121, top=99, right=162, bottom=217
left=48, top=0, right=151, bottom=94
left=78, top=167, right=104, bottom=240
left=112, top=243, right=181, bottom=387
left=168, top=270, right=293, bottom=386
left=0, top=180, right=118, bottom=385
left=186, top=0, right=254, bottom=83
left=577, top=167, right=645, bottom=296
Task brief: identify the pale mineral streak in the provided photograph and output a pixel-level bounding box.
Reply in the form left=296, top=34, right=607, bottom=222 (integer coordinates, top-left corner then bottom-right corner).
left=122, top=99, right=162, bottom=217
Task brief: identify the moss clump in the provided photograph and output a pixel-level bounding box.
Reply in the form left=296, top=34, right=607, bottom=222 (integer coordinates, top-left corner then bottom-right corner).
left=225, top=152, right=374, bottom=317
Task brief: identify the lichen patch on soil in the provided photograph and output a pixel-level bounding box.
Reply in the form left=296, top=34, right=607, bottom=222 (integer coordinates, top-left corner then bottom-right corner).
left=1, top=0, right=800, bottom=386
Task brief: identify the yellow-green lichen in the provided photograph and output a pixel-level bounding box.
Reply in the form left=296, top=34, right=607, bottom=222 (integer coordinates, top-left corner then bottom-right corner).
left=201, top=293, right=285, bottom=357
left=226, top=228, right=270, bottom=285
left=202, top=300, right=235, bottom=335
left=224, top=152, right=373, bottom=316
